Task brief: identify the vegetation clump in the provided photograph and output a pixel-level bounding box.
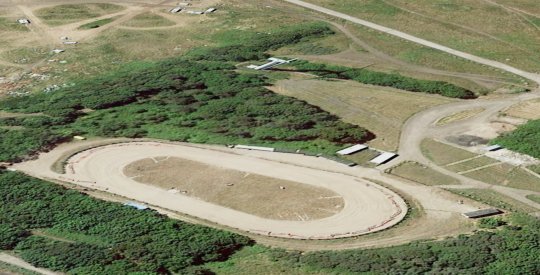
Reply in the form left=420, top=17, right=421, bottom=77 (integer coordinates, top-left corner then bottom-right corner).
left=492, top=119, right=540, bottom=159
left=0, top=171, right=251, bottom=274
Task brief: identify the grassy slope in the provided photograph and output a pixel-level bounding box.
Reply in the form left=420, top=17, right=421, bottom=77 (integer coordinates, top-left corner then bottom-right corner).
left=305, top=0, right=540, bottom=73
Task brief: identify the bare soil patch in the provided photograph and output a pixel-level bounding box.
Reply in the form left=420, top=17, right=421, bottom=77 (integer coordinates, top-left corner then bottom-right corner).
left=503, top=98, right=540, bottom=120
left=124, top=157, right=344, bottom=221
left=445, top=135, right=489, bottom=147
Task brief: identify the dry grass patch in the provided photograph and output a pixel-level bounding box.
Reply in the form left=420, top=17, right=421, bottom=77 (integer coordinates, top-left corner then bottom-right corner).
left=447, top=188, right=537, bottom=213
left=421, top=139, right=478, bottom=165
left=503, top=99, right=540, bottom=120
left=271, top=79, right=453, bottom=151
left=388, top=161, right=460, bottom=186
left=124, top=157, right=344, bottom=221
left=343, top=149, right=380, bottom=167
left=436, top=108, right=485, bottom=125
left=463, top=163, right=540, bottom=192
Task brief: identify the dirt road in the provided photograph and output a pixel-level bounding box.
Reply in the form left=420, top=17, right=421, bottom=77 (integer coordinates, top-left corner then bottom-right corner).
left=283, top=0, right=540, bottom=85
left=387, top=91, right=540, bottom=209
left=0, top=253, right=60, bottom=275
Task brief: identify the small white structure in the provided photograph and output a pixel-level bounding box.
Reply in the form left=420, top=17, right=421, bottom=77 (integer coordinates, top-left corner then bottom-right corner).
left=248, top=57, right=296, bottom=71
left=337, top=144, right=368, bottom=155
left=485, top=144, right=502, bottom=152
left=63, top=41, right=78, bottom=45
left=170, top=7, right=182, bottom=13
left=187, top=10, right=204, bottom=14
left=52, top=49, right=65, bottom=54
left=17, top=18, right=30, bottom=24
left=235, top=145, right=275, bottom=152
left=370, top=152, right=397, bottom=165
left=205, top=8, right=217, bottom=13
left=124, top=202, right=148, bottom=210
left=60, top=36, right=69, bottom=40
left=73, top=136, right=86, bottom=140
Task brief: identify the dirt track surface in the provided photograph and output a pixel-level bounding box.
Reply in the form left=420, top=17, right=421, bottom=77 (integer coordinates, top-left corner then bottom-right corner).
left=283, top=0, right=540, bottom=85
left=124, top=157, right=345, bottom=221
left=16, top=141, right=407, bottom=240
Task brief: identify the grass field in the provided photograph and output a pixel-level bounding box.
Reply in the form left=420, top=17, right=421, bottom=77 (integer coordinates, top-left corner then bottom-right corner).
left=463, top=163, right=540, bottom=192
left=445, top=156, right=500, bottom=173
left=388, top=161, right=461, bottom=186
left=35, top=3, right=125, bottom=26
left=121, top=12, right=175, bottom=28
left=344, top=23, right=527, bottom=87
left=447, top=188, right=538, bottom=213
left=271, top=79, right=454, bottom=151
left=0, top=47, right=49, bottom=64
left=421, top=139, right=478, bottom=165
left=305, top=0, right=540, bottom=73
left=124, top=157, right=344, bottom=221
left=436, top=108, right=485, bottom=126
left=526, top=194, right=540, bottom=204
left=0, top=17, right=29, bottom=32
left=77, top=17, right=117, bottom=30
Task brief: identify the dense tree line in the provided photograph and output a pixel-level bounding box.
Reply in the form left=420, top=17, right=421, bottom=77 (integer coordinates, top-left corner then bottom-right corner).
left=0, top=171, right=251, bottom=274
left=269, top=214, right=540, bottom=274
left=291, top=61, right=476, bottom=99
left=493, top=119, right=540, bottom=159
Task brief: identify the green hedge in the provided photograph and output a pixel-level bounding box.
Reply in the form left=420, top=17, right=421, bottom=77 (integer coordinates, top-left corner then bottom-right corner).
left=493, top=119, right=540, bottom=159
left=292, top=61, right=476, bottom=99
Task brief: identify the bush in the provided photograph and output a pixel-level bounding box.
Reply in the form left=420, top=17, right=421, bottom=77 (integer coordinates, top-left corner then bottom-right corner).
left=478, top=217, right=506, bottom=229
left=292, top=61, right=476, bottom=99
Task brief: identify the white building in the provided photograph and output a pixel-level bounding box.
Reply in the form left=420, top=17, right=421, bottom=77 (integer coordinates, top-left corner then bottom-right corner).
left=370, top=152, right=397, bottom=165
left=336, top=144, right=368, bottom=155
left=248, top=57, right=296, bottom=71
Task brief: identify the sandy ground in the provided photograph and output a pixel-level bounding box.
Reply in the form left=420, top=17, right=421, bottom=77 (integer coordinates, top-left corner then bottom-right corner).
left=124, top=157, right=344, bottom=221
left=16, top=141, right=407, bottom=240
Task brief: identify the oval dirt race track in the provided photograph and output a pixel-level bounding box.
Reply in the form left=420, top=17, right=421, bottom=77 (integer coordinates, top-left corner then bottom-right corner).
left=48, top=142, right=407, bottom=239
